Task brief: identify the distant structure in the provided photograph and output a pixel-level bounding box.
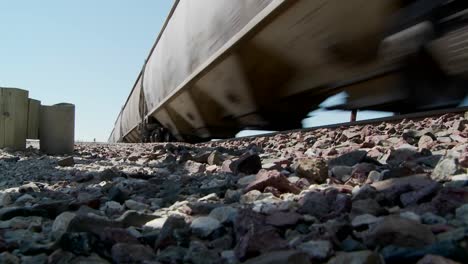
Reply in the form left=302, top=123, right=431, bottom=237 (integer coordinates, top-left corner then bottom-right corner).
left=0, top=87, right=75, bottom=154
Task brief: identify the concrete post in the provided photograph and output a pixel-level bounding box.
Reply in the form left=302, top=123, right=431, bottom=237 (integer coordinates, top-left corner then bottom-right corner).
left=39, top=103, right=75, bottom=155
left=27, top=99, right=41, bottom=139
left=0, top=88, right=29, bottom=150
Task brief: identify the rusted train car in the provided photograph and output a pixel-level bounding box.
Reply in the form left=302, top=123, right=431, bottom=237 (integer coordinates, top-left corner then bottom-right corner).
left=109, top=0, right=468, bottom=143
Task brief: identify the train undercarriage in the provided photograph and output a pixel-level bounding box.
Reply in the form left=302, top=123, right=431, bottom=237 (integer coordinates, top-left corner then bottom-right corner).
left=110, top=0, right=468, bottom=144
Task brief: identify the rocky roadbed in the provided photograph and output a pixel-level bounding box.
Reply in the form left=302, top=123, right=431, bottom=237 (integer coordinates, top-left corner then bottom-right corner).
left=0, top=112, right=467, bottom=264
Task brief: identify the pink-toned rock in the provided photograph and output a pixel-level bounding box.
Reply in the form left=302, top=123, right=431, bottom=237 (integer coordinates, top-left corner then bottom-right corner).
left=206, top=165, right=218, bottom=173
left=460, top=153, right=468, bottom=168
left=184, top=160, right=206, bottom=174
left=245, top=170, right=301, bottom=195
left=221, top=160, right=233, bottom=173
left=264, top=186, right=281, bottom=197
left=419, top=135, right=435, bottom=149
left=234, top=209, right=289, bottom=261
left=295, top=178, right=311, bottom=190
left=351, top=163, right=376, bottom=183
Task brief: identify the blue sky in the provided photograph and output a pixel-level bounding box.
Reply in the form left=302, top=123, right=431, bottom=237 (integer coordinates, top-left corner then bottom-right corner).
left=0, top=1, right=174, bottom=142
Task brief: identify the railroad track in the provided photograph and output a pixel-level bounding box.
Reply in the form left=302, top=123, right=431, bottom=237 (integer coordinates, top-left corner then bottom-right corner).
left=214, top=106, right=468, bottom=143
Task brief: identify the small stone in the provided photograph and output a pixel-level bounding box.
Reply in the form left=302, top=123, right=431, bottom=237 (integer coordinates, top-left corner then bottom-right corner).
left=0, top=206, right=48, bottom=221
left=208, top=150, right=225, bottom=165
left=436, top=227, right=468, bottom=242
left=184, top=160, right=206, bottom=174
left=127, top=154, right=140, bottom=162
left=124, top=200, right=149, bottom=211
left=266, top=211, right=302, bottom=227
left=15, top=194, right=35, bottom=204
left=460, top=154, right=468, bottom=168
left=234, top=209, right=288, bottom=260
left=144, top=217, right=167, bottom=229
left=75, top=172, right=94, bottom=183
left=400, top=211, right=421, bottom=223
left=328, top=150, right=367, bottom=168
left=295, top=158, right=328, bottom=183
left=432, top=158, right=459, bottom=181
left=57, top=157, right=74, bottom=167
left=52, top=212, right=77, bottom=239
left=340, top=237, right=367, bottom=252
left=245, top=170, right=301, bottom=195
left=352, top=184, right=378, bottom=201
left=367, top=170, right=383, bottom=183
left=240, top=190, right=263, bottom=204
left=185, top=241, right=221, bottom=264
left=380, top=240, right=467, bottom=263
left=455, top=204, right=468, bottom=225
left=243, top=250, right=310, bottom=264
left=206, top=165, right=218, bottom=173
left=416, top=254, right=461, bottom=264
left=70, top=254, right=110, bottom=264
left=21, top=254, right=48, bottom=264
left=351, top=199, right=386, bottom=216
left=19, top=182, right=40, bottom=193
left=190, top=216, right=222, bottom=238
left=116, top=210, right=158, bottom=227
left=297, top=240, right=334, bottom=261
left=419, top=135, right=435, bottom=149
left=229, top=153, right=262, bottom=175
left=198, top=193, right=219, bottom=202
left=59, top=232, right=96, bottom=256
left=351, top=214, right=381, bottom=228
left=297, top=191, right=329, bottom=219
left=400, top=181, right=440, bottom=207
left=331, top=166, right=353, bottom=182
left=386, top=148, right=420, bottom=166
left=104, top=201, right=124, bottom=216
left=108, top=186, right=130, bottom=204
left=209, top=206, right=238, bottom=224
left=0, top=192, right=13, bottom=207
left=453, top=119, right=468, bottom=132
left=224, top=189, right=242, bottom=204
left=112, top=243, right=156, bottom=263
left=221, top=250, right=237, bottom=264
left=421, top=212, right=447, bottom=225
left=0, top=252, right=20, bottom=264
left=100, top=227, right=139, bottom=245
left=48, top=249, right=74, bottom=264
left=157, top=246, right=187, bottom=263
left=365, top=216, right=435, bottom=248
left=99, top=168, right=121, bottom=181
left=327, top=250, right=384, bottom=264
left=154, top=215, right=188, bottom=250
left=238, top=175, right=257, bottom=186
left=264, top=186, right=281, bottom=197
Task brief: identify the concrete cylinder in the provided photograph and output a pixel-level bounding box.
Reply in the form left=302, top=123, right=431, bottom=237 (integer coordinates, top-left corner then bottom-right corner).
left=39, top=103, right=75, bottom=155
left=0, top=88, right=29, bottom=150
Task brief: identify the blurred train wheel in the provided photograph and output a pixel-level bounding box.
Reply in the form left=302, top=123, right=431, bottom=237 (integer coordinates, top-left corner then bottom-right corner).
left=402, top=48, right=467, bottom=110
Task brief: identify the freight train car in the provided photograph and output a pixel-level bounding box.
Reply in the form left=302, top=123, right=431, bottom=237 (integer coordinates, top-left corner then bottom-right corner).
left=109, top=0, right=468, bottom=143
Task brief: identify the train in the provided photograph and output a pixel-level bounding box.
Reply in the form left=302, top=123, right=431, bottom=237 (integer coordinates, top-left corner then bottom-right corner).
left=109, top=0, right=468, bottom=143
